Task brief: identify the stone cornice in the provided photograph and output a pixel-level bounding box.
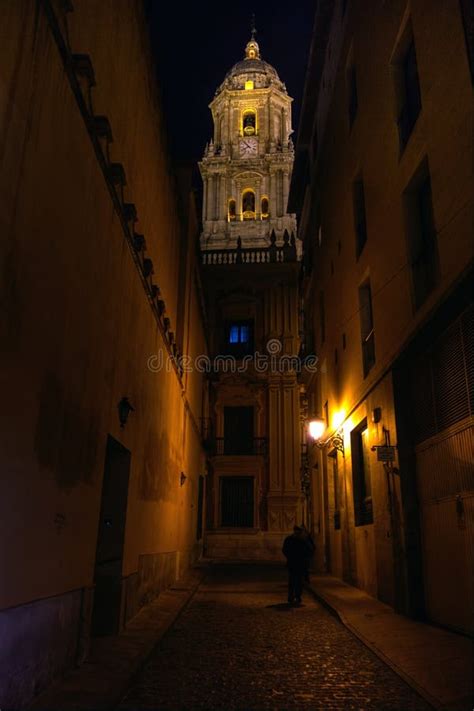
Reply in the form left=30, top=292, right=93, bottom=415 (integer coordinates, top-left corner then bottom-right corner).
left=210, top=86, right=293, bottom=110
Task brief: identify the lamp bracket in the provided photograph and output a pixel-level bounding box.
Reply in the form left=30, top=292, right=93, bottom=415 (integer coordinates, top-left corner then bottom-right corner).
left=313, top=428, right=345, bottom=457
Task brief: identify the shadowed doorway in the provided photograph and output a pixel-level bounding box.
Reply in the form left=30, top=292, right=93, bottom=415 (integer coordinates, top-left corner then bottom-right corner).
left=91, top=435, right=131, bottom=636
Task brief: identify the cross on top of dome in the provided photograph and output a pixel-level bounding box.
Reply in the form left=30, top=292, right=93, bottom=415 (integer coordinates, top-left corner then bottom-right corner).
left=245, top=14, right=260, bottom=60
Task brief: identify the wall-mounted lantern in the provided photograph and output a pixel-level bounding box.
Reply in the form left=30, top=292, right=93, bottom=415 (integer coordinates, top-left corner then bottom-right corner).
left=118, top=397, right=134, bottom=428
left=308, top=416, right=345, bottom=457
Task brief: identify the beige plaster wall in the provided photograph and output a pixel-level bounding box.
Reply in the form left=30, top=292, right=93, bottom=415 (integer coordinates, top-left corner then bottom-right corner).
left=0, top=0, right=206, bottom=611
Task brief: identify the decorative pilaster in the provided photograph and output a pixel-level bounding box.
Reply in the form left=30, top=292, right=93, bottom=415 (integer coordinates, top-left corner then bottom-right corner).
left=277, top=170, right=283, bottom=217
left=281, top=108, right=287, bottom=144
left=202, top=177, right=208, bottom=222
left=219, top=174, right=226, bottom=220
left=207, top=175, right=215, bottom=223
left=255, top=179, right=261, bottom=220
left=282, top=170, right=290, bottom=215
left=236, top=180, right=242, bottom=220
left=270, top=171, right=277, bottom=218
left=267, top=370, right=303, bottom=533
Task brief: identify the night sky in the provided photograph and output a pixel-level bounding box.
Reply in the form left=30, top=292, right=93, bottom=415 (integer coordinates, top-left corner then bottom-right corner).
left=146, top=0, right=315, bottom=167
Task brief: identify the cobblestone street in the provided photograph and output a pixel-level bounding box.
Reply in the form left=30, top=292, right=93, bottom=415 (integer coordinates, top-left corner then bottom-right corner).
left=118, top=565, right=431, bottom=710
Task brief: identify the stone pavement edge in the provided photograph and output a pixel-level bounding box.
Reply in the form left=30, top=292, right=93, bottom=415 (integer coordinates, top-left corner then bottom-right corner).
left=307, top=574, right=473, bottom=711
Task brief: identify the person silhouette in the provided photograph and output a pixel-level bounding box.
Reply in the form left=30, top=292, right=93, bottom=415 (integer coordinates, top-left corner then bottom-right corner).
left=282, top=526, right=313, bottom=605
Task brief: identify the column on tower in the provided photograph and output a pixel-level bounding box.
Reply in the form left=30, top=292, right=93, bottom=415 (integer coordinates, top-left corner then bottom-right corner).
left=277, top=170, right=284, bottom=217
left=219, top=173, right=227, bottom=220
left=207, top=174, right=215, bottom=222
left=270, top=170, right=277, bottom=219
left=233, top=107, right=239, bottom=137
left=236, top=180, right=242, bottom=221
left=215, top=174, right=220, bottom=222
left=282, top=170, right=290, bottom=215
left=270, top=103, right=277, bottom=143
left=281, top=108, right=287, bottom=145
left=266, top=101, right=271, bottom=147
left=203, top=176, right=208, bottom=223
left=255, top=179, right=261, bottom=220
left=226, top=101, right=231, bottom=146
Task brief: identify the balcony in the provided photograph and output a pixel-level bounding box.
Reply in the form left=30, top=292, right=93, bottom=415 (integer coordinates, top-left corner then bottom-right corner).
left=201, top=241, right=297, bottom=266
left=213, top=437, right=267, bottom=456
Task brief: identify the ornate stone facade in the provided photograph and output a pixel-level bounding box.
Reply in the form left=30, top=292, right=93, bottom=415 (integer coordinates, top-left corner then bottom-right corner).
left=200, top=34, right=304, bottom=561
left=199, top=35, right=298, bottom=252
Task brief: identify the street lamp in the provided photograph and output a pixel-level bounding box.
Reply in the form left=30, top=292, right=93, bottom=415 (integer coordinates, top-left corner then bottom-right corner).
left=308, top=416, right=345, bottom=457
left=308, top=417, right=326, bottom=441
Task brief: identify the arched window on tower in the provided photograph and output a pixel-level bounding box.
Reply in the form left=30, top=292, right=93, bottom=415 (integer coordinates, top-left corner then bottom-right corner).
left=242, top=190, right=255, bottom=219
left=228, top=199, right=236, bottom=221
left=243, top=110, right=256, bottom=136
left=261, top=197, right=269, bottom=219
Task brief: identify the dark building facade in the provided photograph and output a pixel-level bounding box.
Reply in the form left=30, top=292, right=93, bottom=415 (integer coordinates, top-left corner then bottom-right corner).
left=290, top=0, right=473, bottom=634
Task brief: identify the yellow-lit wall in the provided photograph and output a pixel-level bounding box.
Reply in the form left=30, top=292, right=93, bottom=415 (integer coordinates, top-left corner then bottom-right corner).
left=0, top=1, right=207, bottom=704
left=312, top=0, right=471, bottom=420
left=299, top=0, right=472, bottom=606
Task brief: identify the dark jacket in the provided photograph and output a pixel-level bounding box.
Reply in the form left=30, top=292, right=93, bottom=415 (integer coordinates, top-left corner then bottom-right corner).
left=282, top=534, right=312, bottom=571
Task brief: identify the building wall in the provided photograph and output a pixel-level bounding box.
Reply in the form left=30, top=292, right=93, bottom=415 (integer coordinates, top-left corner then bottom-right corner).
left=0, top=1, right=207, bottom=706
left=292, top=0, right=472, bottom=621
left=202, top=262, right=303, bottom=559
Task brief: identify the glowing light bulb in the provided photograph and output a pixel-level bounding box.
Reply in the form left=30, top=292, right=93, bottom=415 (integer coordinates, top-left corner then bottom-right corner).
left=308, top=418, right=326, bottom=441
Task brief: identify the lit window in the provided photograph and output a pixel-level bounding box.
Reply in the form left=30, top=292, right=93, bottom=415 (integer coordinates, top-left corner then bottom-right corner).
left=242, top=189, right=255, bottom=220
left=261, top=197, right=269, bottom=219
left=228, top=325, right=249, bottom=344
left=243, top=110, right=256, bottom=136
left=245, top=80, right=254, bottom=90
left=225, top=321, right=254, bottom=357
left=240, top=325, right=249, bottom=343
left=229, top=326, right=240, bottom=343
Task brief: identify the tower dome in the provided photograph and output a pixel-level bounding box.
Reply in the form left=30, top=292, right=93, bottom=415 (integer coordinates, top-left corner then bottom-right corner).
left=216, top=35, right=286, bottom=95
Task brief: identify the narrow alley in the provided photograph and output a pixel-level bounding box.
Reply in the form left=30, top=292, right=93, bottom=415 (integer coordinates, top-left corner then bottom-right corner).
left=1, top=2, right=472, bottom=709
left=118, top=565, right=429, bottom=711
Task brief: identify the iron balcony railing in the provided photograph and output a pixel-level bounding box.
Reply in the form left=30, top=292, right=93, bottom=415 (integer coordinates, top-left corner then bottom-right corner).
left=213, top=437, right=267, bottom=456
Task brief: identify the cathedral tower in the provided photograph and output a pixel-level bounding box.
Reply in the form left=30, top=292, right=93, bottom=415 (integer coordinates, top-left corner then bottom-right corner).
left=200, top=32, right=303, bottom=561
left=199, top=31, right=298, bottom=252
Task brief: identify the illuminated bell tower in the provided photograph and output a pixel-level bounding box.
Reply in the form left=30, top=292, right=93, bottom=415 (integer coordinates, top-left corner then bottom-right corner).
left=199, top=30, right=304, bottom=561
left=199, top=31, right=298, bottom=252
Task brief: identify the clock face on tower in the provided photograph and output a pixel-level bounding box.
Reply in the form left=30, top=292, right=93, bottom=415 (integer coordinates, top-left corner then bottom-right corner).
left=239, top=137, right=258, bottom=158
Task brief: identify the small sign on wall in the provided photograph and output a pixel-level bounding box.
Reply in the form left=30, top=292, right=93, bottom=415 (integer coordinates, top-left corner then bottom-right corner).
left=376, top=446, right=396, bottom=462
